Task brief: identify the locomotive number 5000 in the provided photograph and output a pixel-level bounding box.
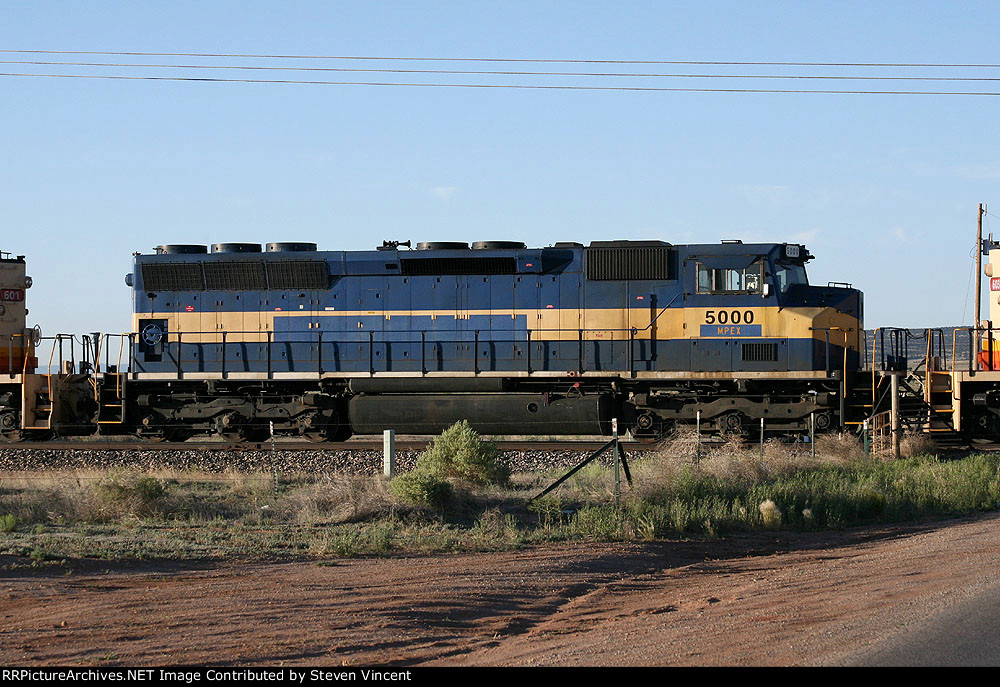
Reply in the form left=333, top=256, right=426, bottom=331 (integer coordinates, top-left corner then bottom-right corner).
left=704, top=310, right=754, bottom=325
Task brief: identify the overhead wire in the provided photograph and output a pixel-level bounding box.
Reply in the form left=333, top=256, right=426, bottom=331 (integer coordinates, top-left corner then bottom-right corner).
left=5, top=58, right=1000, bottom=82
left=4, top=49, right=1000, bottom=94
left=3, top=71, right=1000, bottom=95
left=3, top=49, right=1000, bottom=69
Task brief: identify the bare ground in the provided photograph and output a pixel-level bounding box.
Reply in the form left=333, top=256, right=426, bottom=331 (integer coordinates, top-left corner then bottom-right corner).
left=3, top=512, right=1000, bottom=666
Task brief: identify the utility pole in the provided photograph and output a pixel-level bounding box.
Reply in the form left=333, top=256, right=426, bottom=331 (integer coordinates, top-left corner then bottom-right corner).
left=977, top=203, right=986, bottom=367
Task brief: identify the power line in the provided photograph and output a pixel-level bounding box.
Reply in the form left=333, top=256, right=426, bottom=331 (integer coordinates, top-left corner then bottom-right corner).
left=5, top=58, right=1000, bottom=82
left=3, top=48, right=1000, bottom=69
left=4, top=71, right=1000, bottom=95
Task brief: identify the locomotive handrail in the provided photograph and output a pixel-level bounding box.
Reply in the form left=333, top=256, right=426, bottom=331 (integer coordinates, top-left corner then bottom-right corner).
left=7, top=333, right=17, bottom=379
left=953, top=327, right=974, bottom=375
left=39, top=334, right=76, bottom=374
left=810, top=326, right=852, bottom=427
left=641, top=292, right=683, bottom=332
left=862, top=328, right=868, bottom=371
left=954, top=325, right=1000, bottom=375
left=988, top=327, right=996, bottom=372
left=7, top=332, right=31, bottom=379
left=135, top=315, right=816, bottom=380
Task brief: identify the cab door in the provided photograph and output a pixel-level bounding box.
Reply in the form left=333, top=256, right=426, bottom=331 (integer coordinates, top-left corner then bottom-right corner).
left=686, top=258, right=767, bottom=372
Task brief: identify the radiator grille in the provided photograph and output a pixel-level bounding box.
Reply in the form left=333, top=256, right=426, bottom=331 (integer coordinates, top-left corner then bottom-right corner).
left=266, top=261, right=330, bottom=289
left=203, top=261, right=267, bottom=290
left=140, top=259, right=331, bottom=291
left=585, top=247, right=673, bottom=280
left=140, top=263, right=205, bottom=291
left=742, top=342, right=778, bottom=362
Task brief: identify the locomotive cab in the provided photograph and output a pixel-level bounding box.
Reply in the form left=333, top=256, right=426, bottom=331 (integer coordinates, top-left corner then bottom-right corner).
left=684, top=242, right=862, bottom=376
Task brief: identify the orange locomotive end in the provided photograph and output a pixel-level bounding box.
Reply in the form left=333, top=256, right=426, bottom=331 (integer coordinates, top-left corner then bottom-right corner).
left=0, top=252, right=36, bottom=375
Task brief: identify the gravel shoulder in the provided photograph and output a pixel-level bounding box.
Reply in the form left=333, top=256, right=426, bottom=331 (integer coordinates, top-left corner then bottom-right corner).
left=3, top=511, right=1000, bottom=666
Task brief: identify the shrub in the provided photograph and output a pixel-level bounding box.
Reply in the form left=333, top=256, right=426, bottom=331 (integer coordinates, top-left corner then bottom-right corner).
left=418, top=420, right=510, bottom=486
left=470, top=509, right=521, bottom=546
left=389, top=468, right=453, bottom=509
left=759, top=499, right=782, bottom=529
left=95, top=475, right=168, bottom=519
left=0, top=514, right=16, bottom=533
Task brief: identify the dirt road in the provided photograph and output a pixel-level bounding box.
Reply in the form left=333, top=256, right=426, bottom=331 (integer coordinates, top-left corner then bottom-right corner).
left=3, top=512, right=1000, bottom=666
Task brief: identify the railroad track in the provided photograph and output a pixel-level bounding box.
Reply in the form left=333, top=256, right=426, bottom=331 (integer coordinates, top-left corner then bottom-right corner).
left=1, top=439, right=659, bottom=452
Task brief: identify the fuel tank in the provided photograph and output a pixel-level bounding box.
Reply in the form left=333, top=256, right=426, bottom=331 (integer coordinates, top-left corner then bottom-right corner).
left=347, top=393, right=611, bottom=435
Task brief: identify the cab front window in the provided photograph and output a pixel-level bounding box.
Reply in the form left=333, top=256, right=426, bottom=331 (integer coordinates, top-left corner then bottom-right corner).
left=774, top=261, right=808, bottom=292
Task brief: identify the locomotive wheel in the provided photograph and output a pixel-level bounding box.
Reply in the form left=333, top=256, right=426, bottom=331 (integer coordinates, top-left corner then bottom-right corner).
left=813, top=412, right=833, bottom=433
left=0, top=431, right=22, bottom=443
left=721, top=411, right=747, bottom=435
left=299, top=410, right=345, bottom=443
left=160, top=426, right=193, bottom=443
left=973, top=411, right=995, bottom=435
left=632, top=412, right=666, bottom=443
left=215, top=412, right=245, bottom=441
left=302, top=423, right=352, bottom=443
left=241, top=424, right=271, bottom=444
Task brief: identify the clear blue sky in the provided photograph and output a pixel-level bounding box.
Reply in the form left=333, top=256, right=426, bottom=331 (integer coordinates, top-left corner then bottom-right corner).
left=1, top=1, right=998, bottom=338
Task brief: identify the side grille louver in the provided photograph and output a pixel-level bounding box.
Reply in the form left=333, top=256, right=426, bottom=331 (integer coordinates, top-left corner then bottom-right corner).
left=265, top=261, right=330, bottom=289
left=139, top=260, right=330, bottom=291
left=204, top=261, right=267, bottom=290
left=742, top=342, right=778, bottom=362
left=585, top=247, right=673, bottom=280
left=140, top=263, right=205, bottom=291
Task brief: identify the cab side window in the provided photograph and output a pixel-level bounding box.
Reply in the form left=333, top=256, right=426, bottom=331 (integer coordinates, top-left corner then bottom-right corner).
left=696, top=262, right=763, bottom=294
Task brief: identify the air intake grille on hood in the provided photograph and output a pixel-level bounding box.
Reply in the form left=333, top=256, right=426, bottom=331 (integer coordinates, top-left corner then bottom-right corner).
left=585, top=246, right=674, bottom=280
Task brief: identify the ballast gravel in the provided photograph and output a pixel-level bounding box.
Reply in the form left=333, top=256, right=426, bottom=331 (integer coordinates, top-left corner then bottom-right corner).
left=0, top=447, right=606, bottom=474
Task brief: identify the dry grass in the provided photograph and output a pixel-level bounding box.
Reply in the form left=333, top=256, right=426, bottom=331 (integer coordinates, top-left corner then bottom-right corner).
left=815, top=432, right=870, bottom=463
left=285, top=474, right=396, bottom=524
left=633, top=427, right=864, bottom=502
left=900, top=431, right=937, bottom=459
left=759, top=499, right=782, bottom=529
left=0, top=470, right=105, bottom=523
left=0, top=469, right=398, bottom=528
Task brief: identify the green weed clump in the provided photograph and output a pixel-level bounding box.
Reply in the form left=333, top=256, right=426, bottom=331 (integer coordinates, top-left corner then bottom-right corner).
left=419, top=420, right=511, bottom=486
left=469, top=508, right=522, bottom=548
left=389, top=421, right=510, bottom=508
left=0, top=514, right=16, bottom=533
left=388, top=468, right=453, bottom=509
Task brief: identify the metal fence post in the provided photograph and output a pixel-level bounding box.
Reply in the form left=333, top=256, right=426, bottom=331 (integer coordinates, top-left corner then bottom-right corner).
left=270, top=421, right=278, bottom=499
left=759, top=417, right=765, bottom=463
left=696, top=409, right=702, bottom=463
left=612, top=418, right=620, bottom=508
left=810, top=412, right=815, bottom=461
left=890, top=373, right=900, bottom=460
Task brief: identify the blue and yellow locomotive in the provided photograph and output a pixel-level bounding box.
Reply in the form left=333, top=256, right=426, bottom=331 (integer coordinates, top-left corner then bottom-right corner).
left=118, top=238, right=862, bottom=440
